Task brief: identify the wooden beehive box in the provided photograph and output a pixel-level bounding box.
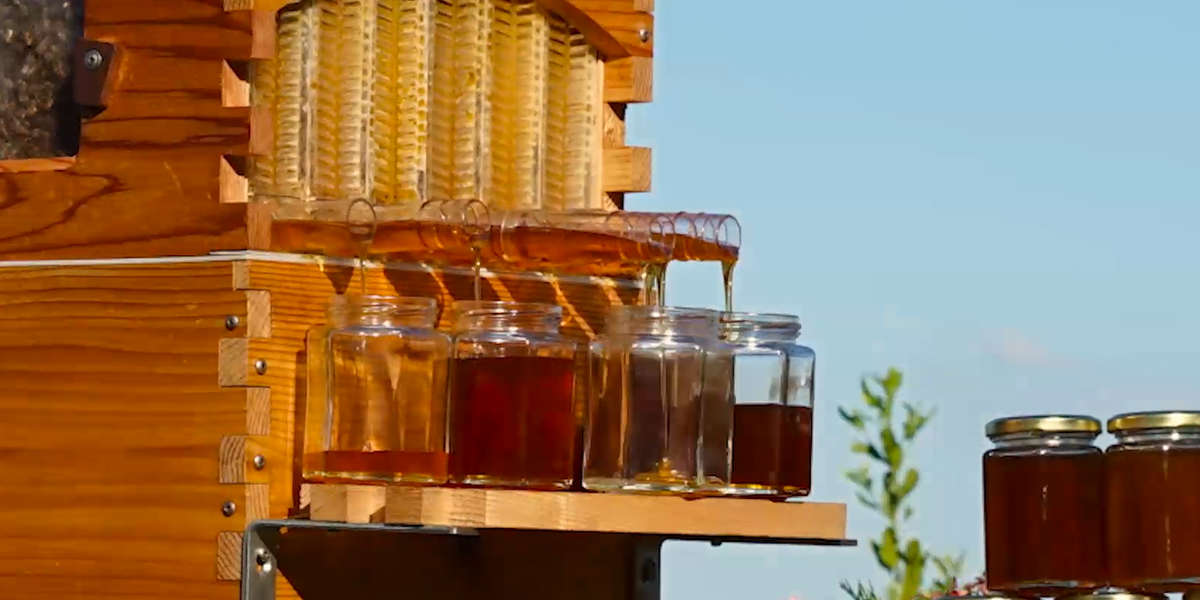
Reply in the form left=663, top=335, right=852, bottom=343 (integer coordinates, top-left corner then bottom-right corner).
left=0, top=1, right=653, bottom=597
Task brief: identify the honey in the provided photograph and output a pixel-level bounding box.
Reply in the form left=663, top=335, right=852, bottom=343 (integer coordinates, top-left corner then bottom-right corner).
left=730, top=405, right=813, bottom=496
left=448, top=356, right=576, bottom=488
left=983, top=416, right=1106, bottom=595
left=447, top=301, right=577, bottom=489
left=1105, top=411, right=1200, bottom=592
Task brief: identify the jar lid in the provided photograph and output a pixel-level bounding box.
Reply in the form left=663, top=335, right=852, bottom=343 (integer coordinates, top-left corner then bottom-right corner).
left=1108, top=410, right=1200, bottom=432
left=1057, top=588, right=1166, bottom=600
left=985, top=414, right=1101, bottom=438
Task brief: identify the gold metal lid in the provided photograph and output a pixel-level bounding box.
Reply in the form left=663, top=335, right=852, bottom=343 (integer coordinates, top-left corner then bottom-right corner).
left=1057, top=588, right=1165, bottom=600
left=985, top=414, right=1102, bottom=437
left=1107, top=410, right=1200, bottom=432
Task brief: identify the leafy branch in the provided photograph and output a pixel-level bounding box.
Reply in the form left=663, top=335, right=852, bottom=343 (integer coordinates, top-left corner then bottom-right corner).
left=837, top=368, right=964, bottom=600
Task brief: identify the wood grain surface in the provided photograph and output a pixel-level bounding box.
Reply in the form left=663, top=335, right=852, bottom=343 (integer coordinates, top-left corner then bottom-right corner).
left=0, top=0, right=267, bottom=260
left=307, top=484, right=849, bottom=542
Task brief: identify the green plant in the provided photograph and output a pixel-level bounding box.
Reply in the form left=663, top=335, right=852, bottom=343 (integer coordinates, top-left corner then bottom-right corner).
left=837, top=368, right=964, bottom=600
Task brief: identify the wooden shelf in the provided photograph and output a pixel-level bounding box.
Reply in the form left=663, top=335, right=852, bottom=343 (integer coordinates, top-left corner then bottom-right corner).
left=305, top=484, right=851, bottom=544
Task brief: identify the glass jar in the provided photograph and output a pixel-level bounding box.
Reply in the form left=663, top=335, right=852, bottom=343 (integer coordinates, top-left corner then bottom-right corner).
left=447, top=301, right=578, bottom=489
left=983, top=415, right=1106, bottom=595
left=1105, top=411, right=1200, bottom=592
left=303, top=295, right=451, bottom=483
left=584, top=306, right=729, bottom=493
left=715, top=313, right=815, bottom=498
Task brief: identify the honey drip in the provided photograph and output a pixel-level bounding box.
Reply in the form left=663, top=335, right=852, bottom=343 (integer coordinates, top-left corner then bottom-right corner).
left=314, top=0, right=372, bottom=199
left=487, top=1, right=547, bottom=210
left=254, top=3, right=311, bottom=199
left=721, top=260, right=735, bottom=313
left=542, top=15, right=597, bottom=210
left=373, top=0, right=431, bottom=210
left=430, top=0, right=491, bottom=202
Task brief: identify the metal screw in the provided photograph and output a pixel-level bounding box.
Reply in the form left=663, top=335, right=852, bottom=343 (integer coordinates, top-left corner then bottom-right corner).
left=638, top=28, right=650, bottom=43
left=221, top=500, right=237, bottom=517
left=254, top=359, right=267, bottom=375
left=82, top=49, right=103, bottom=70
left=224, top=315, right=240, bottom=330
left=255, top=548, right=273, bottom=573
left=253, top=454, right=266, bottom=470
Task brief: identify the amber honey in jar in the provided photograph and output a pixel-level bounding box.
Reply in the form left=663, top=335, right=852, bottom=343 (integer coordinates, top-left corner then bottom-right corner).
left=304, top=295, right=451, bottom=483
left=984, top=415, right=1106, bottom=595
left=448, top=301, right=577, bottom=489
left=1105, top=411, right=1200, bottom=592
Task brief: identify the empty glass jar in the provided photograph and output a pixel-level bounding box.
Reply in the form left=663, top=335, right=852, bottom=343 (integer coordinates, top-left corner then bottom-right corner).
left=717, top=312, right=815, bottom=498
left=983, top=415, right=1105, bottom=595
left=448, top=301, right=578, bottom=489
left=584, top=306, right=730, bottom=493
left=1105, top=411, right=1200, bottom=593
left=303, top=295, right=451, bottom=483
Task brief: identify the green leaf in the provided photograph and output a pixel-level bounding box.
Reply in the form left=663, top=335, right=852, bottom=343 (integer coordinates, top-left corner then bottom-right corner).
left=902, top=403, right=933, bottom=441
left=845, top=467, right=872, bottom=490
left=853, top=441, right=886, bottom=463
left=840, top=406, right=868, bottom=430
left=861, top=379, right=885, bottom=412
left=903, top=506, right=914, bottom=521
left=873, top=527, right=900, bottom=570
left=896, top=468, right=919, bottom=499
left=881, top=368, right=903, bottom=397
left=881, top=428, right=903, bottom=469
left=899, top=540, right=925, bottom=600
left=855, top=491, right=880, bottom=510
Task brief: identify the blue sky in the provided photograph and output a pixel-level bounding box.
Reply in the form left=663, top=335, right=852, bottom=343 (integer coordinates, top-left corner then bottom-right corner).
left=625, top=2, right=1200, bottom=598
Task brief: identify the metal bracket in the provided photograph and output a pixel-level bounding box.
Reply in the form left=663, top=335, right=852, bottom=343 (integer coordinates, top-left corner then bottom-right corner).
left=73, top=39, right=118, bottom=112
left=241, top=520, right=475, bottom=600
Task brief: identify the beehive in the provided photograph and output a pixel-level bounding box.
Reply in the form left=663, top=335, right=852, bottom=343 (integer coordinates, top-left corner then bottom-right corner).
left=0, top=1, right=654, bottom=597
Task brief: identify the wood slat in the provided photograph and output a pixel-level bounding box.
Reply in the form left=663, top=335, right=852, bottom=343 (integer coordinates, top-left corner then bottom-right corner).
left=306, top=485, right=848, bottom=541
left=602, top=146, right=651, bottom=192
left=604, top=56, right=652, bottom=103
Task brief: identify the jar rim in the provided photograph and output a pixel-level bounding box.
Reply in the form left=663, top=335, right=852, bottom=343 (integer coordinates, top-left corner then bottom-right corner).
left=1108, top=410, right=1200, bottom=432
left=720, top=312, right=801, bottom=330
left=339, top=294, right=437, bottom=310
left=452, top=300, right=562, bottom=318
left=985, top=414, right=1101, bottom=438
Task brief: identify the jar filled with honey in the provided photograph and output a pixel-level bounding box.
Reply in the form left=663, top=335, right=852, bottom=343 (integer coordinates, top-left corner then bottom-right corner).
left=304, top=295, right=451, bottom=483
left=984, top=415, right=1106, bottom=595
left=716, top=312, right=815, bottom=498
left=447, top=301, right=577, bottom=489
left=1105, top=411, right=1200, bottom=593
left=584, top=306, right=729, bottom=493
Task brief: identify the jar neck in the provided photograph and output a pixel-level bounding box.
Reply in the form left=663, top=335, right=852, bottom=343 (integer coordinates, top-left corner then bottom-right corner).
left=1114, top=427, right=1200, bottom=446
left=453, top=301, right=562, bottom=334
left=989, top=431, right=1099, bottom=449
left=333, top=295, right=438, bottom=328
left=720, top=313, right=801, bottom=344
left=606, top=306, right=718, bottom=338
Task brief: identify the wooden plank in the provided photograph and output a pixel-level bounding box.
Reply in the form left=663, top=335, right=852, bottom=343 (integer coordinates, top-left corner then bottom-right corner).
left=0, top=158, right=76, bottom=173
left=308, top=484, right=388, bottom=523
left=0, top=0, right=258, bottom=260
left=604, top=56, right=652, bottom=103
left=322, top=486, right=851, bottom=541
left=602, top=146, right=651, bottom=192
left=0, top=260, right=272, bottom=598
left=538, top=0, right=652, bottom=59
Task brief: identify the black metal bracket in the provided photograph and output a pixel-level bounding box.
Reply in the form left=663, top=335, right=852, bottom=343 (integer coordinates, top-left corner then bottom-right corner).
left=240, top=519, right=854, bottom=600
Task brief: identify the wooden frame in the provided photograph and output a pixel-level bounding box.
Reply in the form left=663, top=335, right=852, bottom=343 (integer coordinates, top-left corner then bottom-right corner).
left=0, top=0, right=653, bottom=260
